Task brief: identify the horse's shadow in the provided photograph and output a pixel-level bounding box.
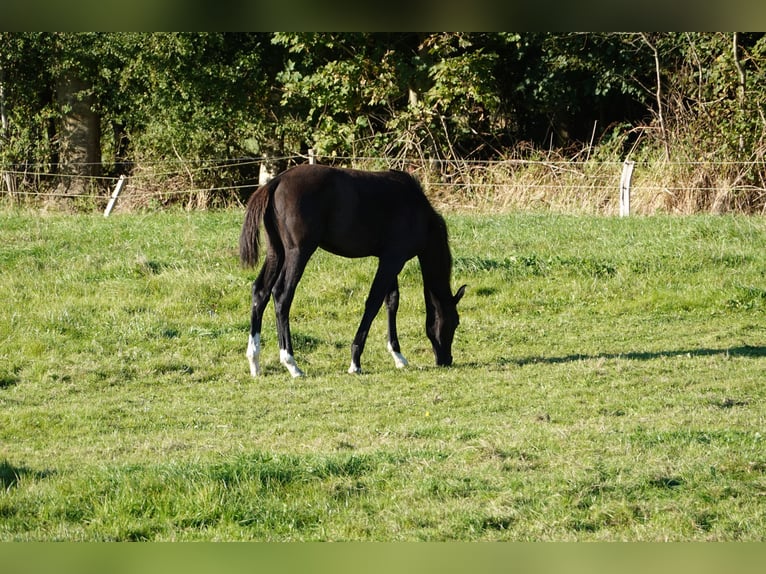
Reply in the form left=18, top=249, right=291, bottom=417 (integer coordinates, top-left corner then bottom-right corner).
left=0, top=460, right=52, bottom=489
left=505, top=345, right=766, bottom=367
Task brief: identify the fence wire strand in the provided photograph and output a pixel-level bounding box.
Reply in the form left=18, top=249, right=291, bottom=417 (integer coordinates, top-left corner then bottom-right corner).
left=2, top=154, right=766, bottom=214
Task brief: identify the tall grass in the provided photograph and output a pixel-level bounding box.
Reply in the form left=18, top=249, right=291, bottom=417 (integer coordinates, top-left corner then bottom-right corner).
left=1, top=209, right=766, bottom=540
left=347, top=145, right=766, bottom=215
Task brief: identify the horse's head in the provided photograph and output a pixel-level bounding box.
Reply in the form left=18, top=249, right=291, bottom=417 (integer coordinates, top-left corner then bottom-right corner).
left=426, top=285, right=466, bottom=366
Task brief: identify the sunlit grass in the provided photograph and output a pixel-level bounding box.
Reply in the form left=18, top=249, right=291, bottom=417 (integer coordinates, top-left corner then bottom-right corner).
left=1, top=209, right=766, bottom=540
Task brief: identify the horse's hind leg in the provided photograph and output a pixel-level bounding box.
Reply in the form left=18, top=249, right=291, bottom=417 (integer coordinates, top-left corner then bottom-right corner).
left=273, top=247, right=315, bottom=378
left=385, top=278, right=409, bottom=369
left=247, top=250, right=281, bottom=376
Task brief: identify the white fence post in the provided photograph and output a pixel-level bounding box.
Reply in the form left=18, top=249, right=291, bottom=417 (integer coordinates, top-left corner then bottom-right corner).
left=308, top=148, right=315, bottom=165
left=619, top=159, right=635, bottom=217
left=104, top=174, right=126, bottom=217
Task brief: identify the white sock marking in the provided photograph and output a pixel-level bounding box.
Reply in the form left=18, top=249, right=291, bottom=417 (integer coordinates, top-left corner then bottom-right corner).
left=280, top=349, right=304, bottom=378
left=387, top=342, right=409, bottom=369
left=246, top=333, right=261, bottom=376
left=348, top=361, right=361, bottom=374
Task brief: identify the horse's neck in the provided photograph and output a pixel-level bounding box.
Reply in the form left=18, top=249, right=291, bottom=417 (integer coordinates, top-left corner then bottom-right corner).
left=419, top=225, right=453, bottom=307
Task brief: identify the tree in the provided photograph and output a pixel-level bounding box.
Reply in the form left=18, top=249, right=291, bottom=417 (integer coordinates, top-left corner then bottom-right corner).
left=52, top=33, right=103, bottom=195
left=3, top=32, right=766, bottom=207
left=0, top=59, right=14, bottom=195
left=0, top=33, right=56, bottom=193
left=272, top=33, right=509, bottom=161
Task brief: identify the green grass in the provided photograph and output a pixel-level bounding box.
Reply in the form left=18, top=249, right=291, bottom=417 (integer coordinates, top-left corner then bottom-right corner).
left=1, top=209, right=765, bottom=540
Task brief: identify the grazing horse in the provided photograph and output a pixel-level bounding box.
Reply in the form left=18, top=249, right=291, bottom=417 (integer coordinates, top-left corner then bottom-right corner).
left=239, top=164, right=466, bottom=377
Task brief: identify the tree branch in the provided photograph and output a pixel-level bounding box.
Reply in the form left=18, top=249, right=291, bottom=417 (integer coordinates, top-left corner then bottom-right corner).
left=639, top=33, right=670, bottom=162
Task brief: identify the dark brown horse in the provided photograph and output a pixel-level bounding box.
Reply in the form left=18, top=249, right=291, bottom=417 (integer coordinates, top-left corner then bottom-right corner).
left=239, top=164, right=466, bottom=377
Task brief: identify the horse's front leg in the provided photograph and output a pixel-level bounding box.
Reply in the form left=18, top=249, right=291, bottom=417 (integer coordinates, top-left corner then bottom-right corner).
left=385, top=279, right=408, bottom=369
left=349, top=259, right=405, bottom=374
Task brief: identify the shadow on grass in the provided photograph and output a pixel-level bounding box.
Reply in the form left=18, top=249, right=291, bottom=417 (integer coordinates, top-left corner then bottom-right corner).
left=509, top=345, right=766, bottom=367
left=0, top=460, right=52, bottom=489
left=0, top=373, right=20, bottom=389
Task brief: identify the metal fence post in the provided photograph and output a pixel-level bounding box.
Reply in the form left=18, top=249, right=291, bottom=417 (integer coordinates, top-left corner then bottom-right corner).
left=104, top=175, right=126, bottom=217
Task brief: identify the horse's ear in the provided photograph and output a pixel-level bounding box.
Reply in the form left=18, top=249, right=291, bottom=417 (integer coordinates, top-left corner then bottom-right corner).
left=454, top=284, right=467, bottom=305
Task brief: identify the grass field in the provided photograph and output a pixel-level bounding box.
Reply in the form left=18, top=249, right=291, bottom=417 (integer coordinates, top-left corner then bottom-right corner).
left=1, top=208, right=765, bottom=541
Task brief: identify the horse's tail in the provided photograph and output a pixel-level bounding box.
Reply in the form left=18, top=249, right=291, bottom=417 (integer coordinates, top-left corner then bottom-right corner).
left=239, top=177, right=278, bottom=268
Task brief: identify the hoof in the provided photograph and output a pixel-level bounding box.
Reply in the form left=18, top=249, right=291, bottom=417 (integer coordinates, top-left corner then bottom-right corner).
left=280, top=349, right=304, bottom=378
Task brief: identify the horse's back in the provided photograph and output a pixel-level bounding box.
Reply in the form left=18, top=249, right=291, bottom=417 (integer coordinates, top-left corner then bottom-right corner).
left=272, top=164, right=434, bottom=258
left=278, top=164, right=422, bottom=196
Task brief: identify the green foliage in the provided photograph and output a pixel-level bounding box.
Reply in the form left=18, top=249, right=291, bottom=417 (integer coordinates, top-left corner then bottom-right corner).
left=119, top=33, right=273, bottom=161
left=1, top=33, right=280, bottom=192
left=669, top=33, right=766, bottom=160
left=2, top=33, right=766, bottom=203
left=2, top=210, right=766, bottom=540
left=0, top=33, right=57, bottom=170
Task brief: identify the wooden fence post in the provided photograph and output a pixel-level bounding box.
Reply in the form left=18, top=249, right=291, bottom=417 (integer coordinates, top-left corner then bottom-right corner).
left=2, top=170, right=16, bottom=199
left=620, top=160, right=635, bottom=217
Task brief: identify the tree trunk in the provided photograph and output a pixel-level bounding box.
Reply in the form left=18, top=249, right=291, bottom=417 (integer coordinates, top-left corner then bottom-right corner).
left=56, top=74, right=101, bottom=196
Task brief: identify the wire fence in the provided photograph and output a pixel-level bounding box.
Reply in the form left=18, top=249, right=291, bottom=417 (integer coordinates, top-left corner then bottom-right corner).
left=2, top=154, right=766, bottom=215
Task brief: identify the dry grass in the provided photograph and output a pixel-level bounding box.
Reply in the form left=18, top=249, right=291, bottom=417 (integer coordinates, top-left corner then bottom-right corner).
left=348, top=148, right=766, bottom=216
left=4, top=147, right=766, bottom=216
left=437, top=162, right=766, bottom=216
